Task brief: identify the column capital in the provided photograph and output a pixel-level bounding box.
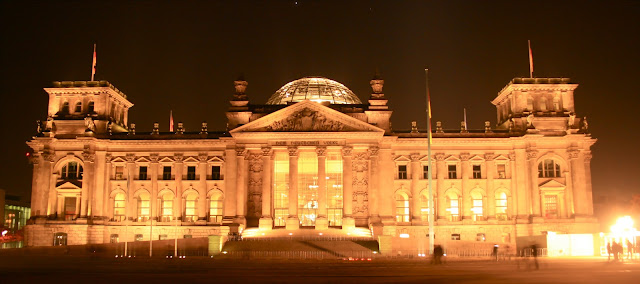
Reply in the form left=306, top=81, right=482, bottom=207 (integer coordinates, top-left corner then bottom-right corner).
left=368, top=146, right=380, bottom=157
left=315, top=146, right=327, bottom=157
left=29, top=153, right=40, bottom=165
left=435, top=152, right=446, bottom=161
left=484, top=152, right=496, bottom=161
left=342, top=146, right=353, bottom=157
left=125, top=153, right=136, bottom=163
left=583, top=151, right=592, bottom=163
left=526, top=149, right=538, bottom=161
left=83, top=152, right=95, bottom=163
left=261, top=146, right=272, bottom=157
left=508, top=151, right=516, bottom=161
left=567, top=148, right=580, bottom=160
left=149, top=153, right=159, bottom=163
left=43, top=151, right=56, bottom=163
left=235, top=146, right=246, bottom=157
left=410, top=152, right=420, bottom=162
left=287, top=146, right=299, bottom=157
left=460, top=152, right=470, bottom=161
left=173, top=153, right=184, bottom=163
left=105, top=153, right=114, bottom=163
left=198, top=152, right=208, bottom=162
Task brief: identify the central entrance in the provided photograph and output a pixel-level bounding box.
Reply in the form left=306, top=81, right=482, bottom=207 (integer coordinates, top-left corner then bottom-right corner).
left=298, top=152, right=318, bottom=226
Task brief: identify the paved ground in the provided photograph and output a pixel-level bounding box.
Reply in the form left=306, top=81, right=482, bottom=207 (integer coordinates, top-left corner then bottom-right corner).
left=1, top=255, right=639, bottom=283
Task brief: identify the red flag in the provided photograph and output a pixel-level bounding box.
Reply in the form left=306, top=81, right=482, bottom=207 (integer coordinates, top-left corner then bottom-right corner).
left=528, top=40, right=534, bottom=78
left=91, top=44, right=97, bottom=81
left=169, top=110, right=174, bottom=132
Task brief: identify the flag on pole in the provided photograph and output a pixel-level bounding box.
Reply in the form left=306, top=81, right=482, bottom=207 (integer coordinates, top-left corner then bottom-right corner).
left=528, top=40, right=534, bottom=78
left=169, top=110, right=174, bottom=132
left=91, top=44, right=97, bottom=81
left=426, top=69, right=433, bottom=145
left=464, top=108, right=468, bottom=130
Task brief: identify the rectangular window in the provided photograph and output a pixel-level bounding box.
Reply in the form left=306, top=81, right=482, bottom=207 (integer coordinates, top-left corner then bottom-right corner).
left=211, top=166, right=221, bottom=180
left=422, top=165, right=429, bottom=179
left=139, top=166, right=148, bottom=180
left=451, top=233, right=461, bottom=241
left=398, top=165, right=408, bottom=179
left=186, top=166, right=196, bottom=180
left=162, top=166, right=172, bottom=180
left=476, top=233, right=486, bottom=242
left=135, top=234, right=143, bottom=241
left=544, top=195, right=558, bottom=218
left=64, top=197, right=77, bottom=221
left=472, top=165, right=482, bottom=179
left=183, top=235, right=192, bottom=239
left=158, top=234, right=168, bottom=240
left=447, top=165, right=457, bottom=179
left=115, top=166, right=125, bottom=180
left=110, top=234, right=119, bottom=243
left=497, top=164, right=506, bottom=179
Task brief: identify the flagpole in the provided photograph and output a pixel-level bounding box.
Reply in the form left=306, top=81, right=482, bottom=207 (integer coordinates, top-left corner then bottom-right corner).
left=91, top=44, right=97, bottom=81
left=528, top=40, right=534, bottom=78
left=425, top=69, right=435, bottom=255
left=464, top=108, right=468, bottom=130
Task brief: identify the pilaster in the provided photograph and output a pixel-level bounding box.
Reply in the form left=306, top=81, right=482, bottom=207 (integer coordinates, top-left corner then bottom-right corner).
left=286, top=146, right=299, bottom=230
left=259, top=147, right=274, bottom=230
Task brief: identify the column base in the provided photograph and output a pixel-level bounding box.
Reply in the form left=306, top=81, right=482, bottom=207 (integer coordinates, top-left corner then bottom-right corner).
left=259, top=217, right=273, bottom=230
left=234, top=216, right=246, bottom=226
left=285, top=217, right=300, bottom=230
left=315, top=217, right=329, bottom=230
left=342, top=217, right=355, bottom=232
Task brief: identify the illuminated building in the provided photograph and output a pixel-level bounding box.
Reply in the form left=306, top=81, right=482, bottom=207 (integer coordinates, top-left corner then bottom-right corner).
left=24, top=75, right=598, bottom=254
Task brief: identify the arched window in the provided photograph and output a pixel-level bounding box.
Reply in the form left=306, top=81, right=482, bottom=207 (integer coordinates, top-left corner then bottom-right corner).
left=471, top=191, right=484, bottom=221
left=553, top=97, right=561, bottom=110
left=184, top=192, right=198, bottom=222
left=446, top=193, right=460, bottom=222
left=420, top=193, right=431, bottom=222
left=209, top=191, right=223, bottom=223
left=395, top=192, right=410, bottom=223
left=495, top=192, right=508, bottom=221
left=61, top=101, right=70, bottom=114
left=74, top=101, right=82, bottom=113
left=61, top=161, right=83, bottom=180
left=160, top=192, right=174, bottom=222
left=538, top=159, right=561, bottom=178
left=113, top=192, right=126, bottom=222
left=137, top=192, right=150, bottom=222
left=88, top=101, right=95, bottom=113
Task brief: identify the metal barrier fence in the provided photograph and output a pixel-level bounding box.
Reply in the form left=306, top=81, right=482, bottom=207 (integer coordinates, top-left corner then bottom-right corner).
left=217, top=250, right=377, bottom=260
left=233, top=236, right=374, bottom=242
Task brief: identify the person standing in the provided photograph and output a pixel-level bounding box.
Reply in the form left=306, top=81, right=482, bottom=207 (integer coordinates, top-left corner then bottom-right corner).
left=607, top=242, right=612, bottom=261
left=531, top=244, right=539, bottom=270
left=627, top=239, right=634, bottom=260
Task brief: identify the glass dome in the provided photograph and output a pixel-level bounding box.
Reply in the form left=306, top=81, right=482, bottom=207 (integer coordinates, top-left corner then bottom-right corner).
left=266, top=77, right=362, bottom=105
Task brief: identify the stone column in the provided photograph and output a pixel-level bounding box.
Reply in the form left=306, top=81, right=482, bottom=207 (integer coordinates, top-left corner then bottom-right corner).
left=341, top=146, right=355, bottom=230
left=42, top=153, right=55, bottom=217
left=410, top=153, right=421, bottom=223
left=512, top=150, right=528, bottom=219
left=485, top=153, right=496, bottom=220
left=125, top=154, right=136, bottom=221
left=286, top=146, right=300, bottom=230
left=150, top=153, right=159, bottom=221
left=29, top=154, right=45, bottom=217
left=368, top=146, right=380, bottom=224
left=235, top=147, right=247, bottom=225
left=259, top=147, right=273, bottom=230
left=101, top=154, right=112, bottom=220
left=569, top=148, right=588, bottom=217
left=378, top=148, right=394, bottom=224
left=583, top=151, right=594, bottom=216
left=435, top=153, right=446, bottom=221
left=198, top=153, right=208, bottom=221
left=460, top=153, right=471, bottom=220
left=174, top=153, right=184, bottom=221
left=526, top=149, right=541, bottom=218
left=315, top=146, right=329, bottom=230
left=224, top=148, right=237, bottom=219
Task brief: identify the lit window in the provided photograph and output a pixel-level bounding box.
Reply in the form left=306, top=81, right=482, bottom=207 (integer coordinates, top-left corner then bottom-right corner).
left=53, top=232, right=67, bottom=246
left=451, top=233, right=461, bottom=241
left=110, top=234, right=119, bottom=243
left=163, top=166, right=172, bottom=180
left=446, top=194, right=459, bottom=221
left=544, top=195, right=558, bottom=219
left=113, top=193, right=126, bottom=222
left=161, top=192, right=174, bottom=222
left=497, top=164, right=506, bottom=179
left=211, top=166, right=222, bottom=180
left=447, top=165, right=457, bottom=179
left=538, top=159, right=561, bottom=178
left=496, top=192, right=508, bottom=220
left=138, top=166, right=148, bottom=180
left=395, top=192, right=410, bottom=223
left=209, top=192, right=223, bottom=223
left=326, top=153, right=343, bottom=227
left=476, top=233, right=486, bottom=242
left=184, top=193, right=198, bottom=222
left=135, top=234, right=143, bottom=241
left=398, top=165, right=408, bottom=179
left=137, top=192, right=150, bottom=221
left=471, top=192, right=483, bottom=221
left=472, top=165, right=482, bottom=179
left=420, top=193, right=431, bottom=222
left=61, top=161, right=83, bottom=180
left=183, top=235, right=192, bottom=239
left=273, top=152, right=289, bottom=227
left=63, top=197, right=77, bottom=221
left=186, top=166, right=196, bottom=180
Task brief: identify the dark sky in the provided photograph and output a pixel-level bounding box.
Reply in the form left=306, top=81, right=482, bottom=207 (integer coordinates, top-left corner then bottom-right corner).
left=1, top=1, right=638, bottom=204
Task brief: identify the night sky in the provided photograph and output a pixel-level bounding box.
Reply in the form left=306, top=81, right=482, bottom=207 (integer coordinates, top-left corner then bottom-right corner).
left=1, top=1, right=638, bottom=206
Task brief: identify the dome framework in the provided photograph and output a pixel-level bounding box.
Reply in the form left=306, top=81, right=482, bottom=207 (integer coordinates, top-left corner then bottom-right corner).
left=266, top=77, right=362, bottom=105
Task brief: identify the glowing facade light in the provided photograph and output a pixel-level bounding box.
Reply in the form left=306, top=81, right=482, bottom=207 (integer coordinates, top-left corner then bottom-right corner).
left=399, top=233, right=410, bottom=238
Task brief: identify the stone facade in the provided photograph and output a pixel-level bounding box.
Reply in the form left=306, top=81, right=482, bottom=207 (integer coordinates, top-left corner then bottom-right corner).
left=25, top=76, right=597, bottom=251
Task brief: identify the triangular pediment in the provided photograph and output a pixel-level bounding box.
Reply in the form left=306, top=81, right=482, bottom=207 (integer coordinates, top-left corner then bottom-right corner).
left=111, top=157, right=127, bottom=163
left=230, top=100, right=385, bottom=135
left=56, top=181, right=81, bottom=190
left=183, top=157, right=199, bottom=163
left=159, top=157, right=174, bottom=163
left=539, top=179, right=565, bottom=188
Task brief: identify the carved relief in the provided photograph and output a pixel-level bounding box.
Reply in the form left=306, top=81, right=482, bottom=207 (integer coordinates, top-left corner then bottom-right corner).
left=567, top=149, right=579, bottom=160
left=83, top=152, right=95, bottom=163
left=247, top=151, right=264, bottom=221
left=249, top=153, right=263, bottom=172
left=526, top=149, right=538, bottom=160
left=173, top=153, right=184, bottom=162
left=410, top=153, right=420, bottom=161
left=583, top=151, right=592, bottom=162
left=235, top=147, right=246, bottom=157
left=508, top=152, right=516, bottom=161
left=368, top=146, right=379, bottom=157
left=29, top=153, right=40, bottom=165
left=264, top=108, right=352, bottom=132
left=198, top=152, right=208, bottom=162
left=352, top=151, right=370, bottom=218
left=435, top=153, right=446, bottom=161
left=125, top=153, right=136, bottom=163
left=484, top=153, right=496, bottom=161
left=105, top=153, right=113, bottom=163
left=287, top=146, right=299, bottom=157
left=342, top=146, right=353, bottom=157
left=315, top=146, right=327, bottom=157
left=460, top=153, right=470, bottom=161
left=261, top=147, right=272, bottom=157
